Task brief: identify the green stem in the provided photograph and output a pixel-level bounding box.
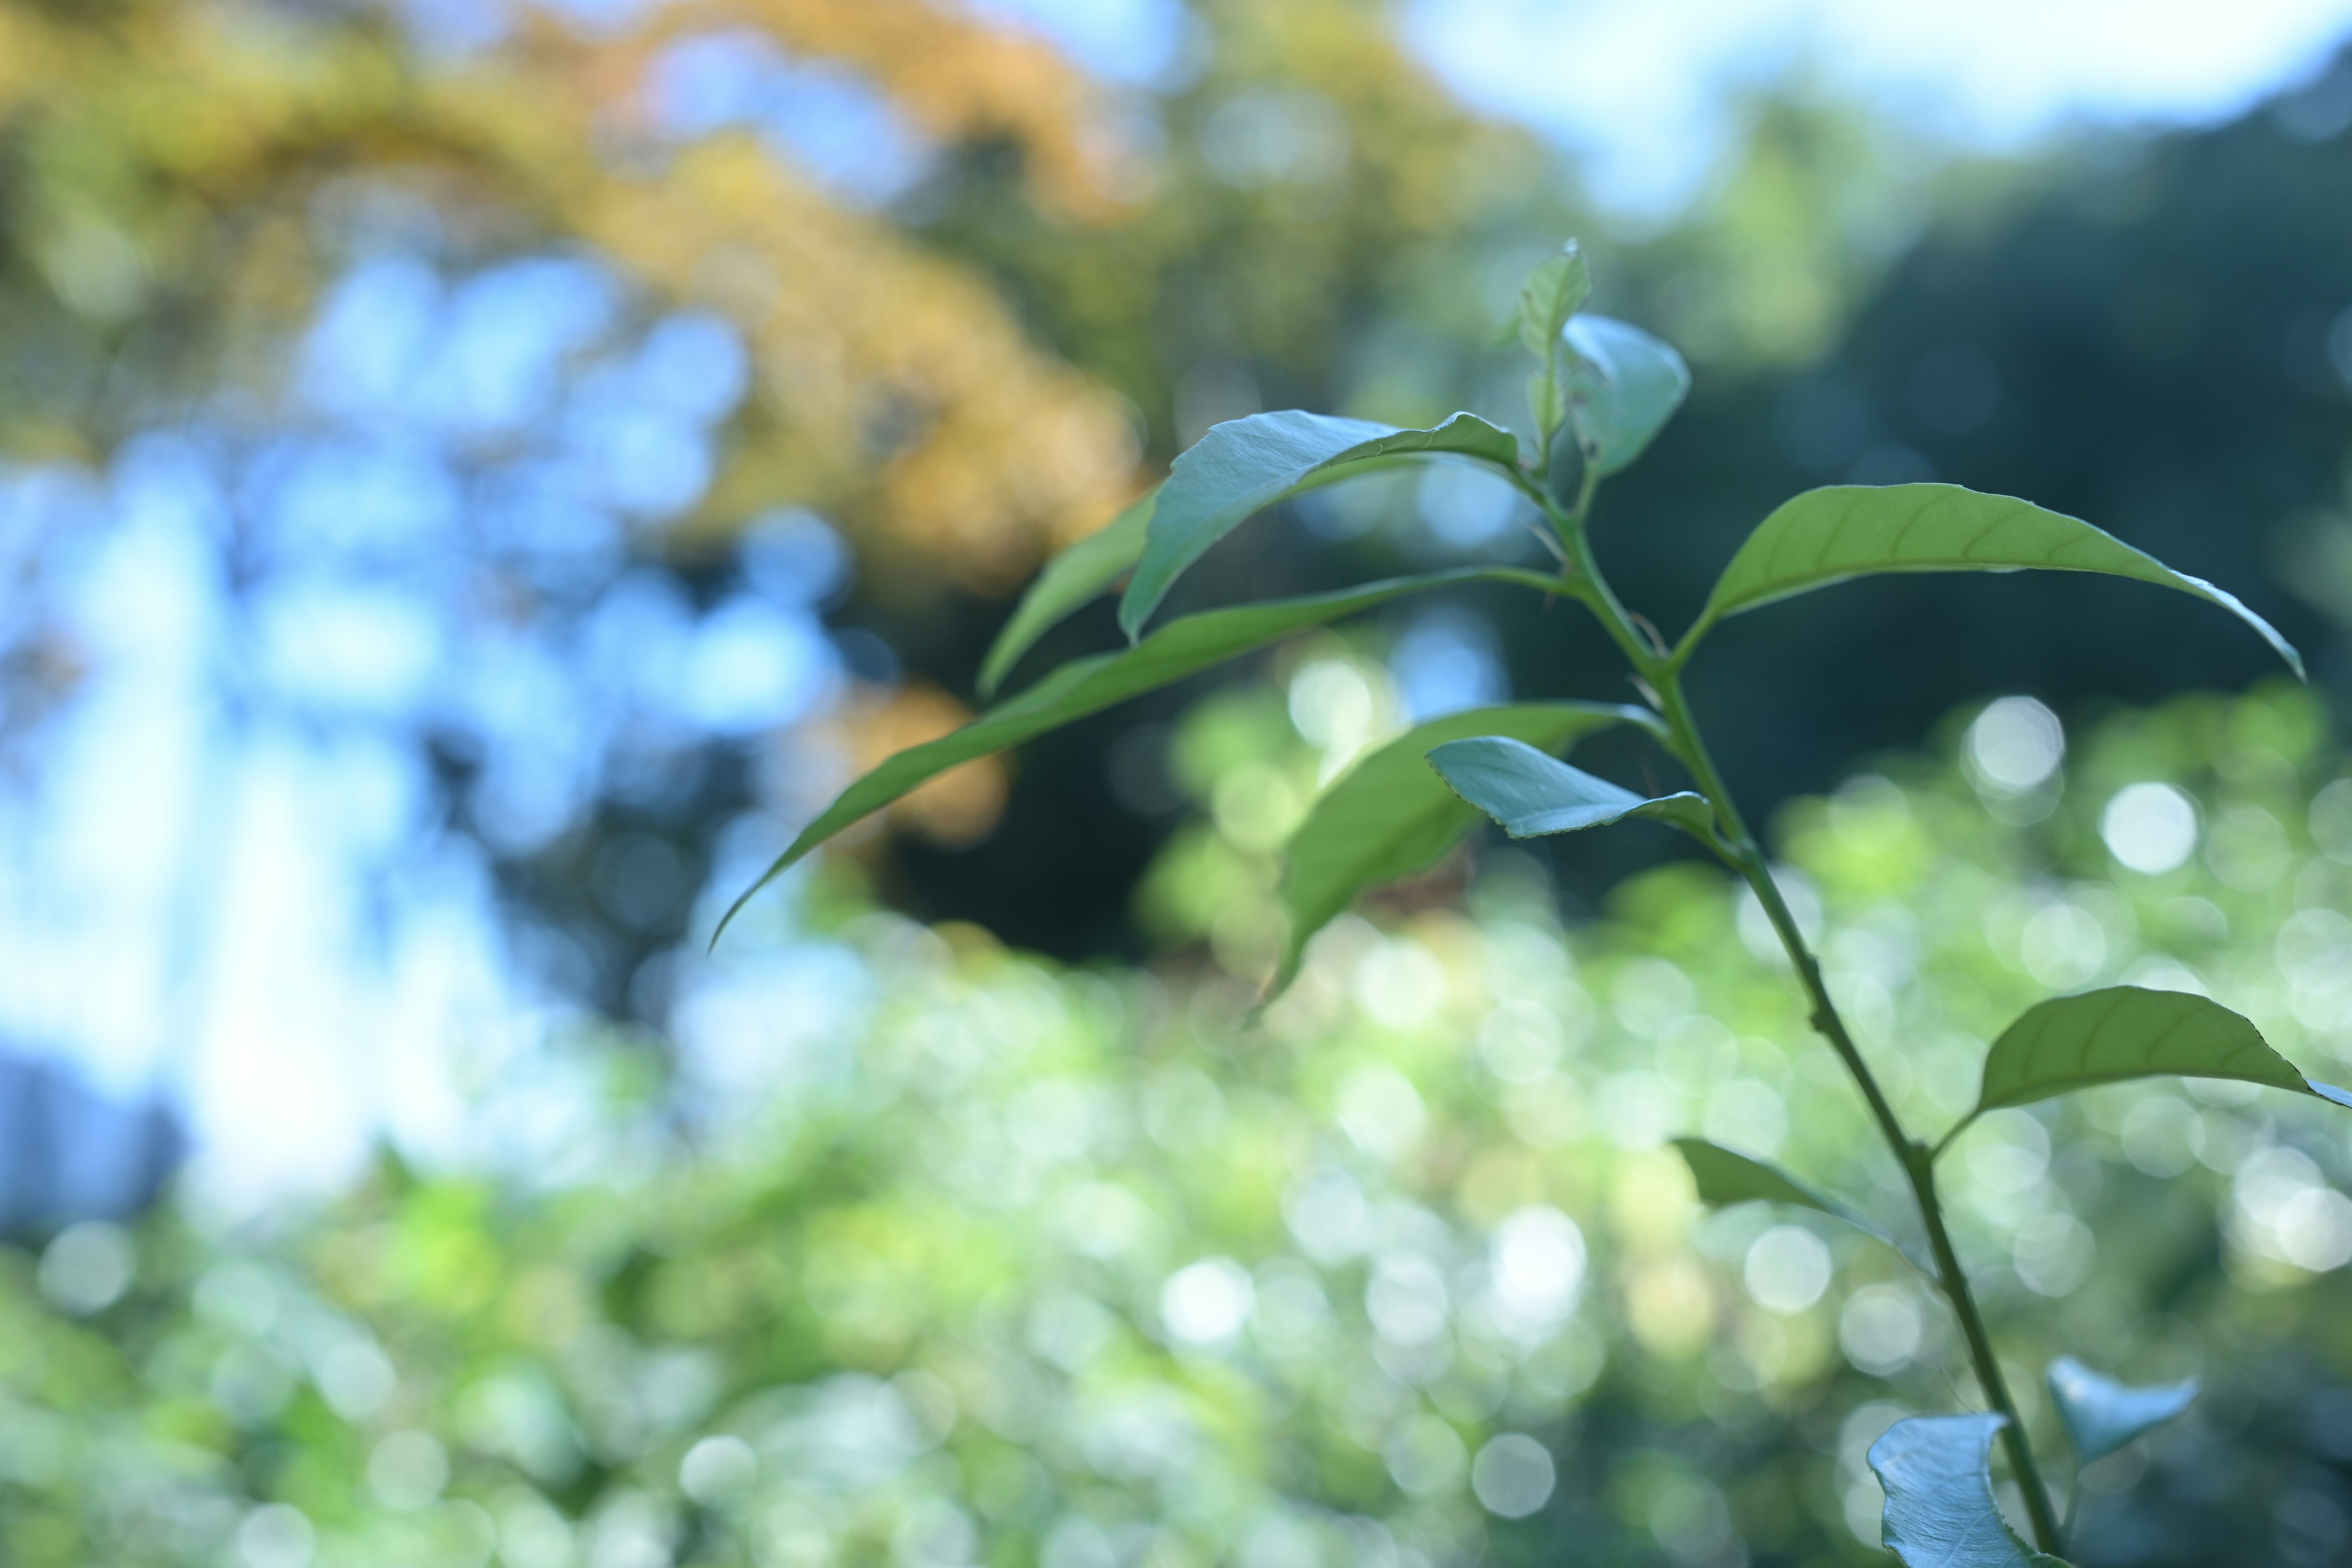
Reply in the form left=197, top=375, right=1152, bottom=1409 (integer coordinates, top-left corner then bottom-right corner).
left=1535, top=489, right=2064, bottom=1553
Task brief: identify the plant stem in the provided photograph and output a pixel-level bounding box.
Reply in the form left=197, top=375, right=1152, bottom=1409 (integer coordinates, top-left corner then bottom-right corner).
left=1539, top=490, right=2064, bottom=1553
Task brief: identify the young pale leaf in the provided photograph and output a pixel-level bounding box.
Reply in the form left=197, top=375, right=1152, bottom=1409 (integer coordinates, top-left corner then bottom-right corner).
left=717, top=567, right=1541, bottom=939
left=1668, top=1137, right=1917, bottom=1263
left=978, top=487, right=1155, bottom=698
left=1117, top=410, right=1523, bottom=639
left=1275, top=701, right=1655, bottom=989
left=1425, top=736, right=1714, bottom=842
left=1525, top=369, right=1568, bottom=454
left=1960, top=987, right=2352, bottom=1135
left=1515, top=241, right=1591, bottom=363
left=2046, top=1357, right=2196, bottom=1467
left=1687, top=483, right=2303, bottom=677
left=1562, top=314, right=1691, bottom=476
left=1869, top=1415, right=2070, bottom=1568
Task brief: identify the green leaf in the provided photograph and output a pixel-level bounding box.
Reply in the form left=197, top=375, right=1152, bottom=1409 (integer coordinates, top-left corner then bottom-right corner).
left=1525, top=370, right=1567, bottom=456
left=1960, top=987, right=2352, bottom=1136
left=977, top=487, right=1156, bottom=698
left=1562, top=314, right=1690, bottom=476
left=1424, top=736, right=1714, bottom=842
left=1668, top=1137, right=1919, bottom=1264
left=1687, top=483, right=2304, bottom=677
left=1868, top=1414, right=2070, bottom=1567
left=2046, top=1357, right=2196, bottom=1467
left=1117, top=410, right=1523, bottom=639
left=1275, top=701, right=1654, bottom=989
left=1515, top=241, right=1591, bottom=363
left=717, top=567, right=1544, bottom=940
left=1515, top=242, right=1591, bottom=453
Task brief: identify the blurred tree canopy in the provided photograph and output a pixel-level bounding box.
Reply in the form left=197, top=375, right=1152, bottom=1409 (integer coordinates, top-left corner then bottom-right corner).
left=0, top=0, right=1142, bottom=586
left=14, top=684, right=2352, bottom=1564
left=2, top=0, right=2348, bottom=1005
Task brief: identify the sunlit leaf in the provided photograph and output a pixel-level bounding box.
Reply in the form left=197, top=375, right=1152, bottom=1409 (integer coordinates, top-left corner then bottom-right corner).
left=719, top=566, right=1545, bottom=938
left=1687, top=484, right=2303, bottom=677
left=1955, top=987, right=2352, bottom=1140
left=978, top=487, right=1156, bottom=698
left=2046, top=1357, right=2196, bottom=1466
left=1425, top=736, right=1714, bottom=842
left=1515, top=241, right=1591, bottom=363
left=1668, top=1137, right=1921, bottom=1265
left=1517, top=241, right=1590, bottom=451
left=1275, top=701, right=1655, bottom=990
left=1562, top=314, right=1690, bottom=476
left=1117, top=410, right=1523, bottom=638
left=1869, top=1414, right=2070, bottom=1567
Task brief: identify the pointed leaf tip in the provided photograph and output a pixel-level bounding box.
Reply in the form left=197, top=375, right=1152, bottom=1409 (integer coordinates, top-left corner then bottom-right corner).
left=1965, top=986, right=2348, bottom=1127
left=1691, top=483, right=2301, bottom=677
left=2046, top=1357, right=2196, bottom=1466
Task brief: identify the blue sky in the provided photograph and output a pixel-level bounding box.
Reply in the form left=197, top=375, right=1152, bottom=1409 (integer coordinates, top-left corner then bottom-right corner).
left=984, top=0, right=2352, bottom=209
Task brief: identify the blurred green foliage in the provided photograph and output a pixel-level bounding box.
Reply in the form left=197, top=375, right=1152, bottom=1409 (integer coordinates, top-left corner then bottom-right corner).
left=15, top=683, right=2352, bottom=1565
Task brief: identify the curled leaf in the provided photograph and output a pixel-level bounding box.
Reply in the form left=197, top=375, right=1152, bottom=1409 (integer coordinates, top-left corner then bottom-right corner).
left=1869, top=1414, right=2070, bottom=1567
left=1425, top=736, right=1714, bottom=842
left=1562, top=314, right=1690, bottom=476
left=2046, top=1357, right=2196, bottom=1466
left=1276, top=702, right=1654, bottom=991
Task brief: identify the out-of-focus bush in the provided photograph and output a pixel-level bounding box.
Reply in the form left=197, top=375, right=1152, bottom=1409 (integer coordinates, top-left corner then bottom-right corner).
left=9, top=683, right=2352, bottom=1565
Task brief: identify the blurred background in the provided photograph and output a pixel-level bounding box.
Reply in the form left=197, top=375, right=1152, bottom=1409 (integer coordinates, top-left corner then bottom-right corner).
left=6, top=1, right=2352, bottom=1563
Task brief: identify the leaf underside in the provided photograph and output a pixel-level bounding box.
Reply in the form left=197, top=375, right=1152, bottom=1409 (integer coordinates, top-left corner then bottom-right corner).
left=1970, top=986, right=2352, bottom=1123
left=978, top=486, right=1156, bottom=698
left=1692, top=483, right=2302, bottom=678
left=1117, top=409, right=1521, bottom=639
left=1869, top=1414, right=2070, bottom=1568
left=717, top=567, right=1532, bottom=939
left=1275, top=701, right=1652, bottom=990
left=2045, top=1356, right=2196, bottom=1467
left=1425, top=736, right=1713, bottom=842
left=1562, top=314, right=1691, bottom=476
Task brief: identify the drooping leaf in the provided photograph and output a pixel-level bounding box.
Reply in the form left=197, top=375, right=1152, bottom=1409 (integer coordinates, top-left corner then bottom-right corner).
left=1275, top=701, right=1655, bottom=989
left=1668, top=1137, right=1920, bottom=1266
left=1954, top=987, right=2352, bottom=1140
left=1868, top=1414, right=2069, bottom=1568
left=2046, top=1357, right=2196, bottom=1467
left=1515, top=241, right=1591, bottom=363
left=1117, top=410, right=1523, bottom=639
left=718, top=567, right=1544, bottom=939
left=978, top=487, right=1156, bottom=698
left=1425, top=736, right=1714, bottom=842
left=1686, top=483, right=2303, bottom=677
left=1561, top=314, right=1691, bottom=476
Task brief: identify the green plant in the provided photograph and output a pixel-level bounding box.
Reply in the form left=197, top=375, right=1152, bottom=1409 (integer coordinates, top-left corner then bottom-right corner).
left=723, top=240, right=2331, bottom=1563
